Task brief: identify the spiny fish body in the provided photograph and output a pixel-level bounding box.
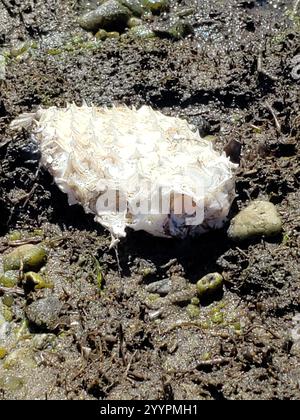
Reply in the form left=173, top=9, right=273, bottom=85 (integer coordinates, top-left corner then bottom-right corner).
left=11, top=104, right=237, bottom=241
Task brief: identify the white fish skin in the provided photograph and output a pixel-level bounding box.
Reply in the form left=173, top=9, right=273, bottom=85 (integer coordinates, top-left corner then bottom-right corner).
left=10, top=104, right=238, bottom=241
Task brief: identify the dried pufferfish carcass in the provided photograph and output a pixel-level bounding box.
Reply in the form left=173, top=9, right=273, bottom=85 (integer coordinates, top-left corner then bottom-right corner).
left=10, top=104, right=238, bottom=242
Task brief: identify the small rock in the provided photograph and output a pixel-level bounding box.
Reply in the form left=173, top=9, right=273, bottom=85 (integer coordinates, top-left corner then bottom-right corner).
left=0, top=270, right=19, bottom=288
left=3, top=244, right=47, bottom=272
left=196, top=273, right=223, bottom=299
left=24, top=272, right=53, bottom=290
left=191, top=297, right=200, bottom=306
left=2, top=295, right=14, bottom=307
left=106, top=31, right=120, bottom=38
left=154, top=18, right=194, bottom=40
left=148, top=308, right=163, bottom=320
left=167, top=19, right=194, bottom=40
left=129, top=25, right=156, bottom=38
left=168, top=288, right=196, bottom=304
left=142, top=0, right=169, bottom=14
left=0, top=374, right=24, bottom=391
left=95, top=28, right=109, bottom=39
left=145, top=278, right=171, bottom=295
left=119, top=0, right=144, bottom=16
left=211, top=311, right=224, bottom=324
left=79, top=0, right=132, bottom=32
left=3, top=348, right=36, bottom=369
left=228, top=201, right=283, bottom=242
left=127, top=16, right=143, bottom=28
left=25, top=296, right=62, bottom=331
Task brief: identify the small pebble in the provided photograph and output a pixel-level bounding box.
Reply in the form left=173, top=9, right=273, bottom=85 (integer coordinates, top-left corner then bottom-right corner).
left=0, top=375, right=24, bottom=391
left=228, top=201, right=282, bottom=242
left=145, top=278, right=171, bottom=295
left=119, top=0, right=144, bottom=16
left=129, top=25, right=156, bottom=38
left=142, top=0, right=169, bottom=14
left=95, top=28, right=109, bottom=40
left=25, top=296, right=62, bottom=331
left=196, top=273, right=223, bottom=299
left=167, top=19, right=193, bottom=39
left=154, top=18, right=193, bottom=40
left=3, top=244, right=47, bottom=272
left=2, top=295, right=14, bottom=307
left=79, top=0, right=131, bottom=32
left=191, top=297, right=200, bottom=306
left=211, top=311, right=224, bottom=324
left=24, top=272, right=53, bottom=290
left=148, top=308, right=163, bottom=320
left=106, top=31, right=120, bottom=38
left=0, top=271, right=19, bottom=288
left=127, top=16, right=143, bottom=28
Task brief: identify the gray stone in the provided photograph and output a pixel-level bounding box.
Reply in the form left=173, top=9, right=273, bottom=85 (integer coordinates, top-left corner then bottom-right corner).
left=129, top=25, right=156, bottom=38
left=25, top=296, right=62, bottom=331
left=196, top=272, right=223, bottom=299
left=145, top=278, right=171, bottom=295
left=153, top=18, right=194, bottom=40
left=79, top=0, right=131, bottom=32
left=142, top=0, right=169, bottom=14
left=119, top=0, right=144, bottom=16
left=228, top=201, right=282, bottom=242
